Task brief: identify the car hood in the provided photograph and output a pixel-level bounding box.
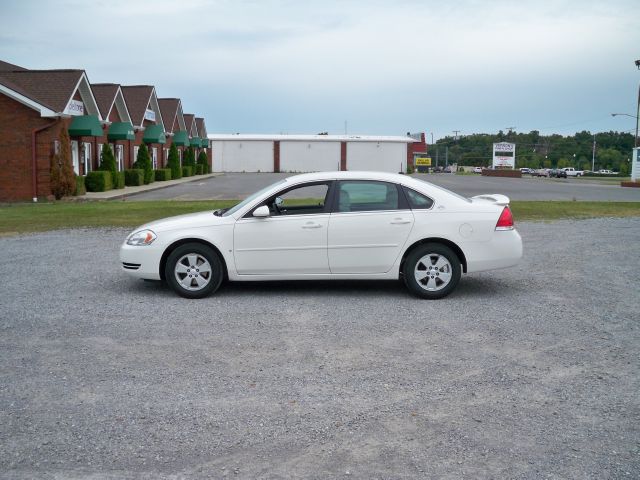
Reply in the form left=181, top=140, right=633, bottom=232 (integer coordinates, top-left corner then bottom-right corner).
left=137, top=211, right=225, bottom=233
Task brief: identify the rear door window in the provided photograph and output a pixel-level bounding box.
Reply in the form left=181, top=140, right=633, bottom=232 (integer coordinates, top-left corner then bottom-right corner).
left=337, top=181, right=401, bottom=212
left=402, top=187, right=434, bottom=210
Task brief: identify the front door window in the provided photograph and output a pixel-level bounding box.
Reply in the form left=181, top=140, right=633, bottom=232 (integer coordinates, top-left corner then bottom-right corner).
left=233, top=181, right=333, bottom=275
left=71, top=141, right=79, bottom=175
left=82, top=142, right=91, bottom=175
left=116, top=145, right=124, bottom=171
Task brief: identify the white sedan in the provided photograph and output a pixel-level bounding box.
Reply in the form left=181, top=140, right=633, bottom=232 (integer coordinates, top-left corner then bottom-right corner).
left=120, top=171, right=522, bottom=299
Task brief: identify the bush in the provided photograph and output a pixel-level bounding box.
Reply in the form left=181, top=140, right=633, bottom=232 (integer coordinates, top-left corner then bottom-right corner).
left=182, top=166, right=193, bottom=177
left=73, top=175, right=86, bottom=196
left=133, top=143, right=154, bottom=184
left=183, top=146, right=196, bottom=167
left=99, top=144, right=118, bottom=187
left=125, top=169, right=145, bottom=186
left=197, top=151, right=209, bottom=173
left=155, top=169, right=172, bottom=181
left=114, top=171, right=125, bottom=189
left=195, top=164, right=204, bottom=175
left=85, top=171, right=113, bottom=192
left=167, top=143, right=182, bottom=180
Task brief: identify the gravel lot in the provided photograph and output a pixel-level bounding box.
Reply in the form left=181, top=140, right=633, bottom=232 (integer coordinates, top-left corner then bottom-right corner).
left=1, top=218, right=639, bottom=479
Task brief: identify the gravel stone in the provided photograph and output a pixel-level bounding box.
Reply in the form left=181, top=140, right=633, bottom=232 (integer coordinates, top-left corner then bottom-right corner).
left=0, top=218, right=638, bottom=478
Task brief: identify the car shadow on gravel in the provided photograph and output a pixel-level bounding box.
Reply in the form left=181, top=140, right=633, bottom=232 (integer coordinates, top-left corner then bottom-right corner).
left=124, top=275, right=514, bottom=300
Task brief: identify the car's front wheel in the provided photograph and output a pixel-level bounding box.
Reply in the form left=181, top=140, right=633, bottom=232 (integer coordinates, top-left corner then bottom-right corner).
left=403, top=243, right=462, bottom=299
left=165, top=243, right=224, bottom=299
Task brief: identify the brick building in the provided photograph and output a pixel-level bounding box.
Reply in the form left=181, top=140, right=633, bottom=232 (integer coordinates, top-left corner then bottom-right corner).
left=0, top=60, right=211, bottom=201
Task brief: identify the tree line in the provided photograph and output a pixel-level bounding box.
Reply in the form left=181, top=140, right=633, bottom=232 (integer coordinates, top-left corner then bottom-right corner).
left=430, top=130, right=636, bottom=174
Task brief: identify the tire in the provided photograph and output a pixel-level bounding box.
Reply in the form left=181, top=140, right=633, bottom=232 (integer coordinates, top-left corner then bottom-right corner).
left=165, top=243, right=224, bottom=299
left=403, top=243, right=462, bottom=299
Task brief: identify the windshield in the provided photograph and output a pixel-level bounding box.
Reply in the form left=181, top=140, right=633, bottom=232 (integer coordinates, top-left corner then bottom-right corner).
left=221, top=179, right=287, bottom=217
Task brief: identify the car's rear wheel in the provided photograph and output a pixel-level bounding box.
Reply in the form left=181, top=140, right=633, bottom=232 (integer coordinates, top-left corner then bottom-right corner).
left=165, top=243, right=223, bottom=299
left=403, top=243, right=461, bottom=299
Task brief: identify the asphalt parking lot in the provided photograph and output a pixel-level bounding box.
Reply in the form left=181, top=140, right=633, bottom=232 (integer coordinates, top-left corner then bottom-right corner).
left=1, top=218, right=639, bottom=478
left=130, top=172, right=640, bottom=202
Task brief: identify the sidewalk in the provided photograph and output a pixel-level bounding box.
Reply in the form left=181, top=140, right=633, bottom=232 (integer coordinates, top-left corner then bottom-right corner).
left=82, top=173, right=223, bottom=200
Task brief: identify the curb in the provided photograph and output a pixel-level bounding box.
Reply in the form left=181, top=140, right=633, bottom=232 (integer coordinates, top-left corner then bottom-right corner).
left=82, top=173, right=223, bottom=201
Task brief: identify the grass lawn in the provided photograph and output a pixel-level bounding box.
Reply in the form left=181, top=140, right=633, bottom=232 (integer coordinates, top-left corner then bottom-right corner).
left=0, top=200, right=639, bottom=235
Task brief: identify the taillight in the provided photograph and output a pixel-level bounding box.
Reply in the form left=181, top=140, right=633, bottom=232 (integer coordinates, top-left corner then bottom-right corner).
left=495, top=206, right=514, bottom=230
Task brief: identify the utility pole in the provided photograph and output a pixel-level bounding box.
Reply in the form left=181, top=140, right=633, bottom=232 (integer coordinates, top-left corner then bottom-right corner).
left=445, top=145, right=449, bottom=167
left=592, top=134, right=596, bottom=171
left=452, top=130, right=460, bottom=140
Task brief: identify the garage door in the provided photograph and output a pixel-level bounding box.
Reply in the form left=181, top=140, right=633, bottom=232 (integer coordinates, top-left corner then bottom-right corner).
left=280, top=141, right=341, bottom=172
left=211, top=141, right=274, bottom=172
left=346, top=142, right=407, bottom=174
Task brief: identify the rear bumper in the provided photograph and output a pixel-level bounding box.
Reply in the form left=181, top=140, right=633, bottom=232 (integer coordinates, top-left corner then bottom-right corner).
left=465, top=229, right=523, bottom=273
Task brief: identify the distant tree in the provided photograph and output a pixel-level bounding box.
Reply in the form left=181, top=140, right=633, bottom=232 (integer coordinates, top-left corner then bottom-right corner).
left=133, top=143, right=153, bottom=184
left=167, top=143, right=182, bottom=179
left=50, top=126, right=76, bottom=199
left=557, top=158, right=570, bottom=169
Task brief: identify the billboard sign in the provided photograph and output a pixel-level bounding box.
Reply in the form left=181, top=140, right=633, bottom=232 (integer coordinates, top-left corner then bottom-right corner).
left=492, top=142, right=516, bottom=168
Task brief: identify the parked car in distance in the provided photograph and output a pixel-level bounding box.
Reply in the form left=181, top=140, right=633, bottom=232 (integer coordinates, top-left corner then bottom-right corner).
left=120, top=171, right=523, bottom=300
left=550, top=169, right=567, bottom=178
left=597, top=169, right=619, bottom=175
left=519, top=168, right=531, bottom=174
left=562, top=167, right=584, bottom=177
left=535, top=169, right=550, bottom=177
left=473, top=167, right=483, bottom=174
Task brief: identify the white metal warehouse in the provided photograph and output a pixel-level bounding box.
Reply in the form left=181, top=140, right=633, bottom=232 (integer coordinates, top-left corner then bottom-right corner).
left=207, top=134, right=416, bottom=174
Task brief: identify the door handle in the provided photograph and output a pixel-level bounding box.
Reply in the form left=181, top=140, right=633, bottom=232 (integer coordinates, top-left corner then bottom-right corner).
left=302, top=222, right=322, bottom=229
left=390, top=218, right=411, bottom=225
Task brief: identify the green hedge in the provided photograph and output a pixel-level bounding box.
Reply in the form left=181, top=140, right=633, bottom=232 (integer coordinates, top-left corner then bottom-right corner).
left=73, top=175, right=86, bottom=196
left=85, top=171, right=113, bottom=192
left=182, top=166, right=193, bottom=177
left=155, top=169, right=172, bottom=181
left=125, top=169, right=145, bottom=186
left=113, top=171, right=125, bottom=189
left=195, top=164, right=204, bottom=175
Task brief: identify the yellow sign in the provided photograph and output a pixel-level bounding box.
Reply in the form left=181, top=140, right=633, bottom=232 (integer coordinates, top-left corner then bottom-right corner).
left=415, top=157, right=432, bottom=166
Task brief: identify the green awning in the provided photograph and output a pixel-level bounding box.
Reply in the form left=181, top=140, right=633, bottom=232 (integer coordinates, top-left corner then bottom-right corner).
left=173, top=130, right=189, bottom=146
left=143, top=124, right=166, bottom=144
left=68, top=115, right=103, bottom=137
left=107, top=121, right=135, bottom=141
left=190, top=136, right=201, bottom=147
left=201, top=138, right=209, bottom=148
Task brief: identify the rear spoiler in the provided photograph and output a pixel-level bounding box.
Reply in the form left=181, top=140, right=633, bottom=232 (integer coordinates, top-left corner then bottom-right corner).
left=470, top=194, right=511, bottom=206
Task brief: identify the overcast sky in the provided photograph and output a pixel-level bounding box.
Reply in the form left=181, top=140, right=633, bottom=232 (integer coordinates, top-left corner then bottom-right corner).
left=1, top=0, right=639, bottom=140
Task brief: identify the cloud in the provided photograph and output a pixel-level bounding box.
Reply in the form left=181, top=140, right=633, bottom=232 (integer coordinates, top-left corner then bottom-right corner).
left=1, top=0, right=639, bottom=137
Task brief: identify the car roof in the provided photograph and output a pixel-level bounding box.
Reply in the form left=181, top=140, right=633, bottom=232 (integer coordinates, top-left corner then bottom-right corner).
left=283, top=170, right=411, bottom=184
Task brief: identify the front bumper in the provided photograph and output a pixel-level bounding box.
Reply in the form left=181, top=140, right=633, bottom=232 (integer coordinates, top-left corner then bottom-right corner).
left=119, top=243, right=163, bottom=280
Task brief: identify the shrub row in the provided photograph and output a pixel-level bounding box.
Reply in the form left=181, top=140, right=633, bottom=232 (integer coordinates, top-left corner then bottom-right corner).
left=84, top=162, right=210, bottom=193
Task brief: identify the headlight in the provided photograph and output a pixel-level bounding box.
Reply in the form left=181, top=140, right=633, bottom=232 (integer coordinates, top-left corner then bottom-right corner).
left=126, top=229, right=157, bottom=246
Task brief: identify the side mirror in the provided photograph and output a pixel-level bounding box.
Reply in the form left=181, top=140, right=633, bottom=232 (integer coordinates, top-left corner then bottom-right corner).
left=253, top=205, right=270, bottom=218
